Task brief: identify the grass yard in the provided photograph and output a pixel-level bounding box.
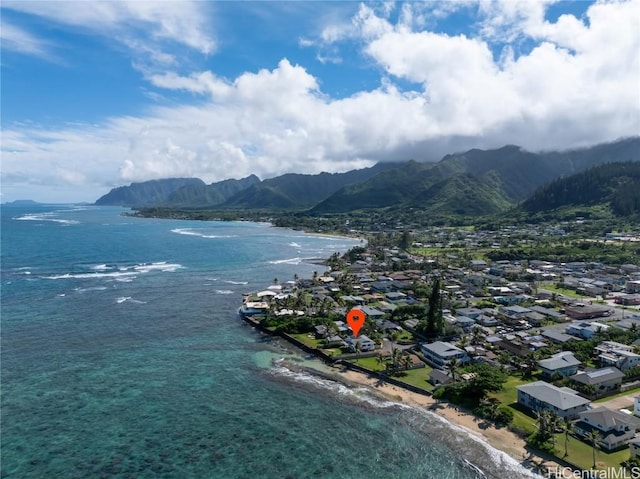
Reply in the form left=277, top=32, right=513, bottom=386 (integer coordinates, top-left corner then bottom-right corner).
left=346, top=357, right=435, bottom=392
left=288, top=333, right=324, bottom=349
left=540, top=283, right=585, bottom=299
left=553, top=433, right=629, bottom=470
left=390, top=367, right=435, bottom=392
left=349, top=356, right=386, bottom=371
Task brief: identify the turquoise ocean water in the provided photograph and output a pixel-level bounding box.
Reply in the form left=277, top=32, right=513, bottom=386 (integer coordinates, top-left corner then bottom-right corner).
left=1, top=205, right=536, bottom=479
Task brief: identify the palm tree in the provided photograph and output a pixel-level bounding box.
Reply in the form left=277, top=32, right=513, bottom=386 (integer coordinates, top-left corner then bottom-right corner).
left=401, top=355, right=412, bottom=371
left=457, top=335, right=469, bottom=350
left=523, top=353, right=539, bottom=379
left=562, top=419, right=574, bottom=458
left=586, top=429, right=601, bottom=469
left=354, top=340, right=362, bottom=362
left=471, top=327, right=483, bottom=346
left=446, top=357, right=460, bottom=382
left=376, top=352, right=385, bottom=371
left=391, top=347, right=401, bottom=372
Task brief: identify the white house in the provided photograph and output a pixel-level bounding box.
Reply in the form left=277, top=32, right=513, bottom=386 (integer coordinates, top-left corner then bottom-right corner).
left=575, top=407, right=640, bottom=451
left=516, top=381, right=590, bottom=419
left=420, top=341, right=470, bottom=368
left=345, top=335, right=376, bottom=353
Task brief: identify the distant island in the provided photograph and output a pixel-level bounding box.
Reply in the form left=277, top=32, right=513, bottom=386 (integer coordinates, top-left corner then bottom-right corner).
left=3, top=200, right=41, bottom=206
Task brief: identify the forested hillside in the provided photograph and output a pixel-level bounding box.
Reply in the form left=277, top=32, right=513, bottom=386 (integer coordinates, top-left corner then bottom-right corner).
left=521, top=162, right=640, bottom=217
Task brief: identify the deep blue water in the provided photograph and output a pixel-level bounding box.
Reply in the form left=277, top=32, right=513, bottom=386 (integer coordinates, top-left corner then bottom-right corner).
left=1, top=205, right=529, bottom=478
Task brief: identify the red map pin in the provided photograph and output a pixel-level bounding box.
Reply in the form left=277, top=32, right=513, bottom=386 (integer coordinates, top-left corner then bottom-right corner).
left=346, top=309, right=366, bottom=338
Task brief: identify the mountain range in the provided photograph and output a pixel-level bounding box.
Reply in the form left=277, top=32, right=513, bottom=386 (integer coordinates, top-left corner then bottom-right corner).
left=95, top=137, right=640, bottom=217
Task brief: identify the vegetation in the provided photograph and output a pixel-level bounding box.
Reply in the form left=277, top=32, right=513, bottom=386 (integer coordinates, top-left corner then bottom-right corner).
left=521, top=162, right=640, bottom=219
left=105, top=138, right=639, bottom=224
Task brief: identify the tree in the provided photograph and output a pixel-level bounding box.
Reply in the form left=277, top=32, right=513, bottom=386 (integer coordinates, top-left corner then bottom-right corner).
left=522, top=353, right=539, bottom=379
left=376, top=352, right=385, bottom=371
left=447, top=358, right=460, bottom=382
left=586, top=429, right=601, bottom=469
left=354, top=340, right=362, bottom=361
left=457, top=335, right=469, bottom=350
left=425, top=277, right=444, bottom=340
left=402, top=355, right=412, bottom=371
left=391, top=347, right=401, bottom=372
left=399, top=230, right=412, bottom=251
left=562, top=419, right=574, bottom=458
left=471, top=327, right=483, bottom=346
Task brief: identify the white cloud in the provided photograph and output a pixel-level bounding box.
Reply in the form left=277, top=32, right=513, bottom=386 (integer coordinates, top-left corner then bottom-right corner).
left=0, top=21, right=55, bottom=59
left=2, top=0, right=639, bottom=203
left=2, top=0, right=215, bottom=64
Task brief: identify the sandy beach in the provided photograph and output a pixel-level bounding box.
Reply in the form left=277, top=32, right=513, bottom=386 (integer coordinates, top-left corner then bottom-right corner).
left=331, top=366, right=558, bottom=476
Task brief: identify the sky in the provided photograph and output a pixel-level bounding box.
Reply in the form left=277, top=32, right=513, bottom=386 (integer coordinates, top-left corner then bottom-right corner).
left=1, top=0, right=639, bottom=203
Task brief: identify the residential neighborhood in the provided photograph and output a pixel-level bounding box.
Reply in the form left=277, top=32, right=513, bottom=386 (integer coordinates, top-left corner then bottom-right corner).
left=239, top=225, right=640, bottom=473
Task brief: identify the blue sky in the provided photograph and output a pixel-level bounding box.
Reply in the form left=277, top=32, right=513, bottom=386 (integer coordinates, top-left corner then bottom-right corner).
left=1, top=0, right=638, bottom=203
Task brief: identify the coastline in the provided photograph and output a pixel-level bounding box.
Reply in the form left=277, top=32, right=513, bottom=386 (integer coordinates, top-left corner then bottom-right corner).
left=317, top=363, right=555, bottom=477
left=241, top=313, right=552, bottom=477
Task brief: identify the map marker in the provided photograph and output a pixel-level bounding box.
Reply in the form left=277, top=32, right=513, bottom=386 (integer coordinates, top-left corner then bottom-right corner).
left=346, top=309, right=366, bottom=338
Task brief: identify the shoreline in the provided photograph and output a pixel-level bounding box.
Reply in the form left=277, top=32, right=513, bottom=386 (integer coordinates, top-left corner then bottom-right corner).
left=242, top=315, right=554, bottom=477
left=315, top=362, right=556, bottom=477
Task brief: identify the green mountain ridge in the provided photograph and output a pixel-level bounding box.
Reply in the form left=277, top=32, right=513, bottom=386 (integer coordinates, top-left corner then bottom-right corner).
left=96, top=137, right=640, bottom=217
left=95, top=178, right=205, bottom=207
left=221, top=162, right=400, bottom=209
left=520, top=161, right=640, bottom=217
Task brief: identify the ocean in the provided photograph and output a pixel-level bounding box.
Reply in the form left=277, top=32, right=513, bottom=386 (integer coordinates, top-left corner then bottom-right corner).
left=1, top=204, right=536, bottom=479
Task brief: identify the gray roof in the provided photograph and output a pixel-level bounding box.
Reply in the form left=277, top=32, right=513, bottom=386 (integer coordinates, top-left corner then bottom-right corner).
left=541, top=329, right=580, bottom=343
left=571, top=367, right=624, bottom=385
left=359, top=306, right=385, bottom=317
left=422, top=341, right=464, bottom=358
left=517, top=381, right=590, bottom=410
left=538, top=351, right=581, bottom=371
left=579, top=407, right=640, bottom=429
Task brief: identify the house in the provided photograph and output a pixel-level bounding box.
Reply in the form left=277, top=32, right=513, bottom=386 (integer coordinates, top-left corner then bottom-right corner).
left=566, top=321, right=610, bottom=339
left=345, top=335, right=376, bottom=352
left=516, top=381, right=590, bottom=419
left=454, top=316, right=476, bottom=331
left=530, top=305, right=568, bottom=322
left=420, top=341, right=470, bottom=368
left=470, top=259, right=488, bottom=271
left=627, top=280, right=640, bottom=294
left=538, top=351, right=581, bottom=379
left=357, top=306, right=386, bottom=319
left=541, top=328, right=580, bottom=345
left=574, top=407, right=640, bottom=451
left=596, top=341, right=640, bottom=372
left=496, top=338, right=531, bottom=357
left=570, top=367, right=624, bottom=395
left=630, top=439, right=640, bottom=458
left=565, top=304, right=613, bottom=320
left=429, top=369, right=453, bottom=386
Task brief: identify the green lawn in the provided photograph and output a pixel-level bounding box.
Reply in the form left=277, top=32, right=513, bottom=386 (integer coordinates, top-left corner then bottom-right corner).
left=489, top=374, right=540, bottom=436
left=389, top=367, right=434, bottom=392
left=553, top=433, right=629, bottom=470
left=540, top=283, right=584, bottom=299
left=346, top=357, right=435, bottom=392
left=289, top=333, right=323, bottom=349
left=349, top=355, right=386, bottom=371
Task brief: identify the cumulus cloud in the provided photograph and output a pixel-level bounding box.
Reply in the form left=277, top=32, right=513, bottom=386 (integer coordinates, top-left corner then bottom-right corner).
left=1, top=0, right=639, bottom=202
